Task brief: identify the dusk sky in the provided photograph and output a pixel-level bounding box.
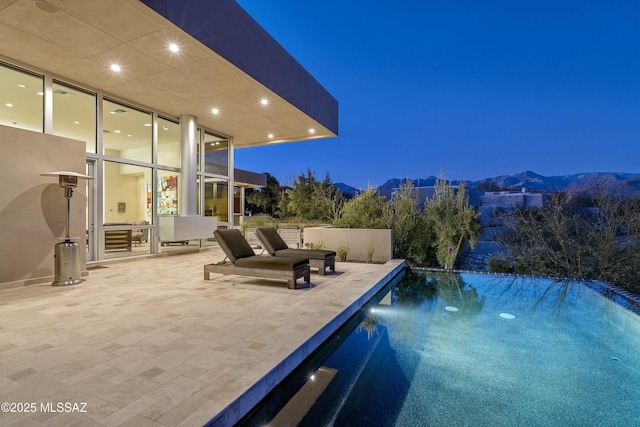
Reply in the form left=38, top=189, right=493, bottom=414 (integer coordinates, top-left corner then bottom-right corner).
left=234, top=0, right=639, bottom=189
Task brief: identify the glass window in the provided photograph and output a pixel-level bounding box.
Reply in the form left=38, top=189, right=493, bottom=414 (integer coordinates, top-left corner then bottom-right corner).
left=203, top=178, right=229, bottom=223
left=52, top=82, right=97, bottom=153
left=103, top=161, right=152, bottom=225
left=103, top=99, right=152, bottom=162
left=157, top=117, right=180, bottom=167
left=158, top=170, right=181, bottom=215
left=203, top=132, right=229, bottom=175
left=0, top=63, right=43, bottom=132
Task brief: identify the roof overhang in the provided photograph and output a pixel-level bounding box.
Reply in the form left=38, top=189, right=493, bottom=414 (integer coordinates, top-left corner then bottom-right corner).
left=0, top=0, right=338, bottom=148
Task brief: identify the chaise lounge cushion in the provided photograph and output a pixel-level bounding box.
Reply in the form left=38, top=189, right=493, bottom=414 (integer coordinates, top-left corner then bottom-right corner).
left=210, top=228, right=311, bottom=289
left=256, top=227, right=336, bottom=260
left=215, top=228, right=256, bottom=262
left=257, top=226, right=289, bottom=253
left=271, top=248, right=335, bottom=260
left=214, top=228, right=309, bottom=270
left=256, top=227, right=337, bottom=275
left=234, top=256, right=309, bottom=270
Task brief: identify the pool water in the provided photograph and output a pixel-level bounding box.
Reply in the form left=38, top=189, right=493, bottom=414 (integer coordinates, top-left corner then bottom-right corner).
left=241, top=270, right=640, bottom=426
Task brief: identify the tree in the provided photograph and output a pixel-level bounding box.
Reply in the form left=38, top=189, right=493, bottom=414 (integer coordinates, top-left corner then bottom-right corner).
left=333, top=187, right=389, bottom=229
left=498, top=193, right=640, bottom=294
left=388, top=180, right=436, bottom=265
left=245, top=173, right=282, bottom=217
left=285, top=169, right=317, bottom=219
left=424, top=175, right=481, bottom=269
left=285, top=169, right=345, bottom=221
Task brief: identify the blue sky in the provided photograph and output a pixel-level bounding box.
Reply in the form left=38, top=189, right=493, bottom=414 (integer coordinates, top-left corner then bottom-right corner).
left=234, top=0, right=640, bottom=189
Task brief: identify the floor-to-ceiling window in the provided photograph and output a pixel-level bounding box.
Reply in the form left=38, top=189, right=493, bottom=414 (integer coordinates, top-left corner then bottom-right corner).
left=3, top=59, right=238, bottom=261
left=0, top=63, right=43, bottom=132
left=102, top=99, right=152, bottom=162
left=103, top=161, right=153, bottom=258
left=157, top=117, right=180, bottom=168
left=52, top=82, right=97, bottom=153
left=200, top=131, right=231, bottom=230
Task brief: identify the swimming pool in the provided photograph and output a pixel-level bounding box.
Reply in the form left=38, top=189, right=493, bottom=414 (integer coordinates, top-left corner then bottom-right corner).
left=240, top=270, right=640, bottom=426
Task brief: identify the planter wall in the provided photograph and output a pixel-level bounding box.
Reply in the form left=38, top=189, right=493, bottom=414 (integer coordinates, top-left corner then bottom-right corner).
left=303, top=227, right=393, bottom=263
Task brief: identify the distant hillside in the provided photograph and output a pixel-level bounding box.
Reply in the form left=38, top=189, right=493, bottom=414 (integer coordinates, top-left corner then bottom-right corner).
left=473, top=171, right=640, bottom=196
left=345, top=171, right=640, bottom=198
left=334, top=182, right=359, bottom=198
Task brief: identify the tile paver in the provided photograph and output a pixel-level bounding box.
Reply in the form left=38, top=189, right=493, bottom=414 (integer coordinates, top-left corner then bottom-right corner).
left=0, top=248, right=404, bottom=426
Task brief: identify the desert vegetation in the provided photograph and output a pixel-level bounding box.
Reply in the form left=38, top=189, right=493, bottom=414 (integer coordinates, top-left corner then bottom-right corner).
left=245, top=170, right=481, bottom=270
left=489, top=192, right=640, bottom=295
left=246, top=169, right=640, bottom=296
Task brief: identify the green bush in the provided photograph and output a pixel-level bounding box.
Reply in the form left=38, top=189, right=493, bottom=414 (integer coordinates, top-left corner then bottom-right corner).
left=333, top=188, right=389, bottom=229
left=487, top=255, right=514, bottom=273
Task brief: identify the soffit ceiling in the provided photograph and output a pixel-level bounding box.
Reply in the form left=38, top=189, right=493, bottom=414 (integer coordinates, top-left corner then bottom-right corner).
left=0, top=0, right=336, bottom=147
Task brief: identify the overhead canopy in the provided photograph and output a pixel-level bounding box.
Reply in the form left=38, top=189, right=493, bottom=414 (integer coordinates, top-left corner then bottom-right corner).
left=0, top=0, right=338, bottom=147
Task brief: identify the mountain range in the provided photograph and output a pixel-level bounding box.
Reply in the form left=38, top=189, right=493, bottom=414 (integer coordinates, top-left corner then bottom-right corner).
left=336, top=171, right=640, bottom=199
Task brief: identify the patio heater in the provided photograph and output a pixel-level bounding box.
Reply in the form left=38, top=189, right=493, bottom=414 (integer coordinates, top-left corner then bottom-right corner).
left=42, top=171, right=93, bottom=286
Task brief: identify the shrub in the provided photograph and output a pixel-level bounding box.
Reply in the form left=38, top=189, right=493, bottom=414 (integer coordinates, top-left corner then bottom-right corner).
left=487, top=254, right=514, bottom=273
left=336, top=244, right=351, bottom=262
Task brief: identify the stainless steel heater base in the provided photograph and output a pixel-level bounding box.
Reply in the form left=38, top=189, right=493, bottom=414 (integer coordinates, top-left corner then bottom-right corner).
left=52, top=240, right=83, bottom=286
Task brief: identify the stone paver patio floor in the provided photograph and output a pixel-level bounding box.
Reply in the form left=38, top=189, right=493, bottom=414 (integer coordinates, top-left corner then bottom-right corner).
left=0, top=248, right=404, bottom=426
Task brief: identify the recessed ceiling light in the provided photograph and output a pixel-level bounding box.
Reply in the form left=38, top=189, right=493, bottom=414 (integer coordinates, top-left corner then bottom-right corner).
left=17, top=84, right=26, bottom=88
left=110, top=64, right=121, bottom=72
left=309, top=128, right=315, bottom=134
left=268, top=133, right=274, bottom=139
left=211, top=108, right=219, bottom=115
left=260, top=98, right=268, bottom=106
left=74, top=121, right=79, bottom=124
left=169, top=43, right=179, bottom=52
left=5, top=103, right=13, bottom=108
left=37, top=91, right=44, bottom=96
left=144, top=123, right=152, bottom=127
left=114, top=130, right=121, bottom=134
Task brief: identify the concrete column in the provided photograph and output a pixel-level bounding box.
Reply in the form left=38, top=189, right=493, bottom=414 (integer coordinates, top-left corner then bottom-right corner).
left=180, top=114, right=198, bottom=216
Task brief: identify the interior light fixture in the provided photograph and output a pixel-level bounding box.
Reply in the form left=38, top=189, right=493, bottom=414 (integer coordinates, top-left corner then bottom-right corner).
left=114, top=130, right=121, bottom=134
left=110, top=64, right=121, bottom=72
left=5, top=103, right=13, bottom=108
left=73, top=121, right=79, bottom=124
left=309, top=128, right=315, bottom=134
left=268, top=133, right=274, bottom=139
left=211, top=108, right=219, bottom=115
left=169, top=43, right=179, bottom=53
left=260, top=98, right=268, bottom=106
left=37, top=91, right=44, bottom=96
left=17, top=84, right=26, bottom=88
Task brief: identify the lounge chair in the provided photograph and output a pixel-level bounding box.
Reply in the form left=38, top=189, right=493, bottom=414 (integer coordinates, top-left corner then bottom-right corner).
left=205, top=229, right=311, bottom=289
left=256, top=227, right=336, bottom=275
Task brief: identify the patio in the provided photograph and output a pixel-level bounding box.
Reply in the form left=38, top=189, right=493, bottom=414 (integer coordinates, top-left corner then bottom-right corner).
left=0, top=248, right=404, bottom=426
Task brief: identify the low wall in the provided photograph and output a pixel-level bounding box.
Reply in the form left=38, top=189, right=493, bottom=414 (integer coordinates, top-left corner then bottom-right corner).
left=0, top=125, right=86, bottom=288
left=303, top=227, right=393, bottom=263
